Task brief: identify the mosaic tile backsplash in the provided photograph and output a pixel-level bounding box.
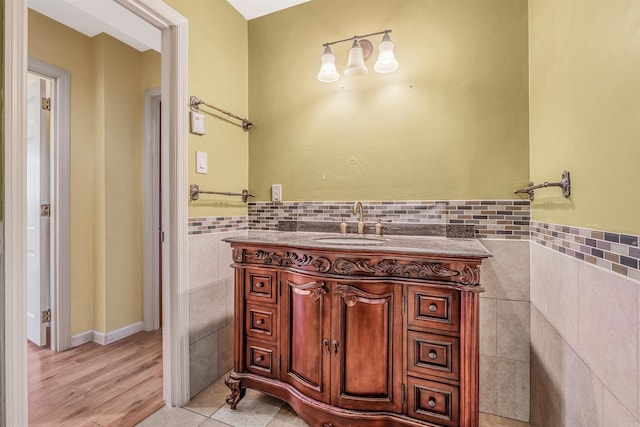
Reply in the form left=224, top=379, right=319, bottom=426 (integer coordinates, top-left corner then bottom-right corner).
left=531, top=221, right=640, bottom=282
left=248, top=200, right=531, bottom=239
left=188, top=216, right=248, bottom=235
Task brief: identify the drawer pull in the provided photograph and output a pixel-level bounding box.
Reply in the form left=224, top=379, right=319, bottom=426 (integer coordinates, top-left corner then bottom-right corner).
left=255, top=282, right=265, bottom=288
left=255, top=355, right=264, bottom=363
left=256, top=319, right=264, bottom=325
left=428, top=350, right=437, bottom=360
left=428, top=303, right=438, bottom=312
left=428, top=397, right=437, bottom=408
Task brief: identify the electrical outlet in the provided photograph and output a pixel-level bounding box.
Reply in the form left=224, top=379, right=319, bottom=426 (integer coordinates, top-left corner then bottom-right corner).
left=272, top=184, right=282, bottom=202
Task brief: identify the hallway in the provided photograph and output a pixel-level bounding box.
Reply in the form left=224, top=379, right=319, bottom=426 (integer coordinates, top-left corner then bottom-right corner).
left=28, top=329, right=163, bottom=426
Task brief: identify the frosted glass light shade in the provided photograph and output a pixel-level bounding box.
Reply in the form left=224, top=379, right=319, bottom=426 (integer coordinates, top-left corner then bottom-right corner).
left=317, top=45, right=340, bottom=82
left=344, top=39, right=368, bottom=76
left=374, top=33, right=399, bottom=73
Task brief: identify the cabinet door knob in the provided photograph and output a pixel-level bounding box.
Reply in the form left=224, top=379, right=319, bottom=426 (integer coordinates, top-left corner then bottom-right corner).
left=255, top=282, right=265, bottom=288
left=428, top=303, right=438, bottom=312
left=256, top=319, right=264, bottom=325
left=428, top=397, right=437, bottom=408
left=323, top=339, right=330, bottom=355
left=332, top=340, right=339, bottom=355
left=428, top=350, right=437, bottom=360
left=255, top=355, right=264, bottom=363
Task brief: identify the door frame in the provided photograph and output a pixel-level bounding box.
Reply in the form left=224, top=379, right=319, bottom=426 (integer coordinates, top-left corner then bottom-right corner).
left=3, top=1, right=191, bottom=425
left=27, top=58, right=71, bottom=352
left=143, top=87, right=162, bottom=332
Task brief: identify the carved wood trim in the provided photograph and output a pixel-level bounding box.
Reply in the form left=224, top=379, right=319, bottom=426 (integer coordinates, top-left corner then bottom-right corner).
left=335, top=284, right=391, bottom=307
left=288, top=280, right=327, bottom=301
left=236, top=248, right=481, bottom=286
left=253, top=250, right=332, bottom=272
left=232, top=248, right=244, bottom=263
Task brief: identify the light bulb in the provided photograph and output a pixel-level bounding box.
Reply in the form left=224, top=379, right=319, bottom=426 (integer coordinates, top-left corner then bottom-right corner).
left=317, top=45, right=339, bottom=82
left=374, top=32, right=399, bottom=73
left=344, top=38, right=368, bottom=76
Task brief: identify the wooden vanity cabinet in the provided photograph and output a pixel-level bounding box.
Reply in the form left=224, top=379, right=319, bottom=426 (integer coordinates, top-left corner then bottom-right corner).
left=224, top=240, right=487, bottom=427
left=282, top=272, right=403, bottom=413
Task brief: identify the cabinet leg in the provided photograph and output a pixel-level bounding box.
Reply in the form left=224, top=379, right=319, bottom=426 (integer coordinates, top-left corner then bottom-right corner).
left=224, top=376, right=246, bottom=410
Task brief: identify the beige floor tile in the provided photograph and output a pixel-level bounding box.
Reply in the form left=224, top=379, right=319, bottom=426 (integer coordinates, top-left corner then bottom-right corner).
left=184, top=375, right=231, bottom=417
left=480, top=412, right=530, bottom=426
left=211, top=389, right=283, bottom=427
left=266, top=404, right=310, bottom=427
left=135, top=406, right=208, bottom=427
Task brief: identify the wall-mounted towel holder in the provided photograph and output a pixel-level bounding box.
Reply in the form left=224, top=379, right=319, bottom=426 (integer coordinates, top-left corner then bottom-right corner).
left=190, top=96, right=255, bottom=132
left=514, top=170, right=571, bottom=201
left=190, top=184, right=255, bottom=203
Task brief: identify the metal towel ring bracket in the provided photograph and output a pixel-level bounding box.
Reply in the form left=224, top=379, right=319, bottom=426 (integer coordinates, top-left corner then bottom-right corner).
left=514, top=170, right=571, bottom=202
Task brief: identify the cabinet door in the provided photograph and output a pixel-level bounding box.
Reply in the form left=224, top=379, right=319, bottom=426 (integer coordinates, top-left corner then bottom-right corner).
left=331, top=281, right=403, bottom=413
left=281, top=272, right=331, bottom=403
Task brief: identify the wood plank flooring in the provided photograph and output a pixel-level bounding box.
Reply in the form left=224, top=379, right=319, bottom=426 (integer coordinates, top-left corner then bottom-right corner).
left=28, top=329, right=164, bottom=427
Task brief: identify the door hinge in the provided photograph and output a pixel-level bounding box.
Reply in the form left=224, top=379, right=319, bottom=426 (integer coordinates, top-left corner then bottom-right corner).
left=161, top=231, right=165, bottom=243
left=41, top=97, right=51, bottom=111
left=41, top=203, right=51, bottom=217
left=41, top=309, right=51, bottom=323
left=401, top=383, right=406, bottom=403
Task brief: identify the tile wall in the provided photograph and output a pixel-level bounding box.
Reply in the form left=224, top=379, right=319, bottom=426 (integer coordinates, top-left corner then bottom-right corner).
left=248, top=200, right=530, bottom=239
left=530, top=223, right=640, bottom=427
left=188, top=216, right=248, bottom=397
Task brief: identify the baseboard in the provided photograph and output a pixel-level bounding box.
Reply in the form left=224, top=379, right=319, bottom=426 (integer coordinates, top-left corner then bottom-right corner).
left=70, top=330, right=94, bottom=348
left=70, top=321, right=144, bottom=347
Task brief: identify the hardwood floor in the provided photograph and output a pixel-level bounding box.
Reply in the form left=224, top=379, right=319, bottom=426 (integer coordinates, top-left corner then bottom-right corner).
left=28, top=329, right=164, bottom=427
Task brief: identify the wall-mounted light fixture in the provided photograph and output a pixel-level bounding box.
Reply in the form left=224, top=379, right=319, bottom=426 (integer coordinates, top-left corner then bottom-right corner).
left=317, top=29, right=398, bottom=83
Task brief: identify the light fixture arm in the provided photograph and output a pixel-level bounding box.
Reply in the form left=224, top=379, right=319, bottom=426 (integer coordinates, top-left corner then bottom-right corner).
left=323, top=29, right=392, bottom=48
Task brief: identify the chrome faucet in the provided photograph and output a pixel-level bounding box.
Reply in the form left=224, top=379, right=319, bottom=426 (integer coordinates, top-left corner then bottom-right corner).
left=352, top=201, right=365, bottom=235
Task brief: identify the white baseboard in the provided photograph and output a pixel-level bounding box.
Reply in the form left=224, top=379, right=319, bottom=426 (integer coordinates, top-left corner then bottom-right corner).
left=70, top=321, right=144, bottom=347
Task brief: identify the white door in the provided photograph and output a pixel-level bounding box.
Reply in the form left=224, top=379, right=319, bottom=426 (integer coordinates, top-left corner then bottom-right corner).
left=26, top=76, right=51, bottom=346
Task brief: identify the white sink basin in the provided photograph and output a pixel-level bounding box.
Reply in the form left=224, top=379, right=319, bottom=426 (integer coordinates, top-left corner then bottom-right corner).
left=314, top=236, right=387, bottom=245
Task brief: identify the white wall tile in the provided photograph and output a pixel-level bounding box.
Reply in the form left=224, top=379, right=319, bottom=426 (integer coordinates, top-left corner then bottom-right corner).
left=218, top=230, right=247, bottom=281
left=189, top=233, right=220, bottom=289
left=530, top=306, right=604, bottom=427
left=497, top=299, right=530, bottom=362
left=480, top=297, right=497, bottom=356
left=605, top=388, right=640, bottom=427
left=479, top=240, right=530, bottom=301
left=480, top=356, right=530, bottom=422
left=530, top=243, right=580, bottom=350
left=579, top=262, right=638, bottom=419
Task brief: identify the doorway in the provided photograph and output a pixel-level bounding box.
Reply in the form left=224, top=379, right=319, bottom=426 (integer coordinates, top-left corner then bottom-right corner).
left=3, top=1, right=191, bottom=425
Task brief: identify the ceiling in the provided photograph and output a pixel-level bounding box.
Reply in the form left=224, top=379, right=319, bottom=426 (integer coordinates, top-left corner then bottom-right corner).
left=27, top=0, right=311, bottom=53
left=227, top=0, right=310, bottom=20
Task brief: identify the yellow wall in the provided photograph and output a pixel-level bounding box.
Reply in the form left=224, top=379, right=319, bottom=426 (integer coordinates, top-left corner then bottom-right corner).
left=529, top=0, right=640, bottom=235
left=248, top=0, right=530, bottom=201
left=29, top=11, right=161, bottom=334
left=29, top=10, right=97, bottom=334
left=165, top=0, right=249, bottom=217
left=101, top=34, right=144, bottom=332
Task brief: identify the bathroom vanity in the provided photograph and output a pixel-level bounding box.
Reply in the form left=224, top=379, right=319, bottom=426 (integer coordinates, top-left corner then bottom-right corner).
left=223, top=232, right=491, bottom=427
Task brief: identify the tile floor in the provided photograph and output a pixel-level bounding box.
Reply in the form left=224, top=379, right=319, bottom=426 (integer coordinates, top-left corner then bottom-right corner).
left=137, top=374, right=531, bottom=427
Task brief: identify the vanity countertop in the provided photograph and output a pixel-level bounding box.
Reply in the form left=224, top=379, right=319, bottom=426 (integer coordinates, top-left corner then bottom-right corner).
left=223, top=231, right=492, bottom=259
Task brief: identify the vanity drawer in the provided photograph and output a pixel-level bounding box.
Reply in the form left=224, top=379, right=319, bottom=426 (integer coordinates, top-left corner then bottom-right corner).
left=246, top=339, right=278, bottom=379
left=407, top=376, right=459, bottom=427
left=245, top=269, right=277, bottom=304
left=246, top=303, right=277, bottom=342
left=407, top=286, right=460, bottom=333
left=407, top=331, right=459, bottom=380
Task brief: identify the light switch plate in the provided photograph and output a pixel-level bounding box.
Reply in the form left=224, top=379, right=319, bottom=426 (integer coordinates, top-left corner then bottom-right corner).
left=191, top=111, right=206, bottom=135
left=196, top=151, right=208, bottom=174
